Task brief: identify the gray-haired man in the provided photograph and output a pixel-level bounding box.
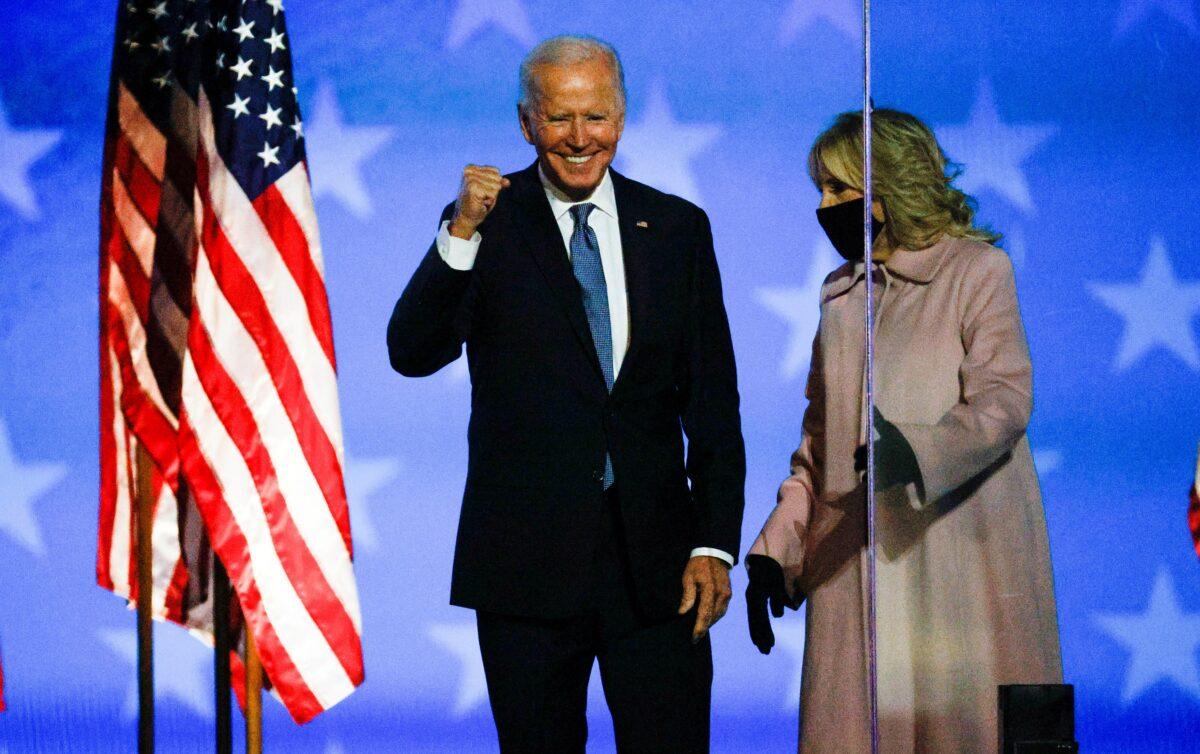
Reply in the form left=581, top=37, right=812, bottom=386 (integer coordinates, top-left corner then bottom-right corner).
left=388, top=35, right=745, bottom=751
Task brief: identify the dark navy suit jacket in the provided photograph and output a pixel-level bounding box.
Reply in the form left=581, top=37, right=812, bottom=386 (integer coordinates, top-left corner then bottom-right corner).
left=388, top=163, right=745, bottom=620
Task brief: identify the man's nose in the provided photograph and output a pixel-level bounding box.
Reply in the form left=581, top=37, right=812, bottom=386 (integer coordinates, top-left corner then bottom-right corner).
left=566, top=118, right=587, bottom=148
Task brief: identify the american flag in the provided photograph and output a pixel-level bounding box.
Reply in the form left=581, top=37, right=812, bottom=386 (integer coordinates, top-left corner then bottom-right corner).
left=1190, top=443, right=1200, bottom=562
left=98, top=0, right=362, bottom=723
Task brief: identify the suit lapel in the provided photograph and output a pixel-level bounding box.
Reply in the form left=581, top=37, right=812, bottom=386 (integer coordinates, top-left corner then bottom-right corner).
left=510, top=164, right=606, bottom=383
left=611, top=170, right=651, bottom=395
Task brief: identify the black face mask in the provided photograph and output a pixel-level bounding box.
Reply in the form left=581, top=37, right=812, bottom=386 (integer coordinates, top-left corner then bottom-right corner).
left=816, top=198, right=884, bottom=262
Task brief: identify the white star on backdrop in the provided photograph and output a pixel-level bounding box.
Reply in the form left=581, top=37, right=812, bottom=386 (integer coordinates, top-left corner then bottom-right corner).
left=936, top=79, right=1056, bottom=213
left=1094, top=568, right=1200, bottom=704
left=755, top=239, right=841, bottom=380
left=0, top=94, right=62, bottom=221
left=1114, top=0, right=1199, bottom=39
left=778, top=0, right=859, bottom=45
left=345, top=455, right=401, bottom=554
left=100, top=625, right=214, bottom=719
left=428, top=622, right=488, bottom=717
left=1004, top=225, right=1028, bottom=268
left=1032, top=448, right=1063, bottom=475
left=305, top=80, right=395, bottom=219
left=0, top=417, right=67, bottom=557
left=616, top=79, right=722, bottom=205
left=772, top=620, right=806, bottom=710
left=1087, top=237, right=1200, bottom=371
left=444, top=0, right=535, bottom=51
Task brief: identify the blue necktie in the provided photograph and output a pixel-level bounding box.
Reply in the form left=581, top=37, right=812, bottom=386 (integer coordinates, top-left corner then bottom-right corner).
left=568, top=203, right=614, bottom=489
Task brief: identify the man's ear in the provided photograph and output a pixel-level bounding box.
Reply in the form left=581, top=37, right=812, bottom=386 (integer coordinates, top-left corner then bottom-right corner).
left=517, top=104, right=535, bottom=145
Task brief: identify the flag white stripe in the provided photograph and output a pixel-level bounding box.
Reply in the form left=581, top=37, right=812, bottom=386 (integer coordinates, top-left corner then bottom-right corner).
left=198, top=101, right=345, bottom=458
left=108, top=345, right=133, bottom=598
left=108, top=261, right=179, bottom=429
left=275, top=166, right=327, bottom=279
left=181, top=352, right=355, bottom=708
left=117, top=83, right=165, bottom=181
left=150, top=482, right=182, bottom=617
left=192, top=248, right=362, bottom=631
left=112, top=166, right=156, bottom=278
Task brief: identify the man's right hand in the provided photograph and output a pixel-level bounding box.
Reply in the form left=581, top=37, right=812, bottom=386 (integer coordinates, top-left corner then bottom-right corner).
left=745, top=554, right=793, bottom=655
left=449, top=164, right=510, bottom=240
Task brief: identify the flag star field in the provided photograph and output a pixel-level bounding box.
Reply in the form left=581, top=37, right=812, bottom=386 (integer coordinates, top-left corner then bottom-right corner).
left=0, top=0, right=1197, bottom=750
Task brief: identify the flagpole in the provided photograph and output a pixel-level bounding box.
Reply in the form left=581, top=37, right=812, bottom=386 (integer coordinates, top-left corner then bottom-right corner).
left=213, top=560, right=233, bottom=754
left=135, top=444, right=156, bottom=754
left=245, top=626, right=263, bottom=754
left=861, top=1, right=880, bottom=753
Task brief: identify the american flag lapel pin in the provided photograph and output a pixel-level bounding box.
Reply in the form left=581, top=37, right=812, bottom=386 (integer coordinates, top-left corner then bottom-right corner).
left=636, top=220, right=649, bottom=228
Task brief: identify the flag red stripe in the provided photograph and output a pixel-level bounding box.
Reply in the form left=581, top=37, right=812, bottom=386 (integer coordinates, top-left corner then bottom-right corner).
left=97, top=337, right=118, bottom=591
left=176, top=416, right=327, bottom=723
left=252, top=185, right=337, bottom=370
left=106, top=304, right=179, bottom=482
left=198, top=198, right=351, bottom=550
left=1189, top=484, right=1200, bottom=560
left=109, top=227, right=151, bottom=325
left=185, top=319, right=363, bottom=681
left=125, top=434, right=139, bottom=602
left=114, top=135, right=162, bottom=228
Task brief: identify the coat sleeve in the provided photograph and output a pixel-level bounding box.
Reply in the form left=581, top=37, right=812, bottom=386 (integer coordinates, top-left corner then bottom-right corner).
left=678, top=207, right=747, bottom=563
left=387, top=203, right=474, bottom=377
left=893, top=249, right=1033, bottom=507
left=748, top=328, right=823, bottom=607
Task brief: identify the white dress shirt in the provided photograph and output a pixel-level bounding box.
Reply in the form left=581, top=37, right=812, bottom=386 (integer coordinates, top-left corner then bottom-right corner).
left=435, top=167, right=733, bottom=567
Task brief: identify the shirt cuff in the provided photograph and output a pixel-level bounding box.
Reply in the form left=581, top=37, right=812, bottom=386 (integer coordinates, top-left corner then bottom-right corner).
left=436, top=220, right=481, bottom=271
left=689, top=547, right=734, bottom=567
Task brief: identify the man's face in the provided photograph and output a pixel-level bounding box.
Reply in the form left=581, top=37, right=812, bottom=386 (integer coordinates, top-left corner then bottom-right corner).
left=519, top=58, right=624, bottom=201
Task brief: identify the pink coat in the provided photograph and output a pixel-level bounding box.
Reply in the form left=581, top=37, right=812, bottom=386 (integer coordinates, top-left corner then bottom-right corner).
left=749, top=235, right=1062, bottom=753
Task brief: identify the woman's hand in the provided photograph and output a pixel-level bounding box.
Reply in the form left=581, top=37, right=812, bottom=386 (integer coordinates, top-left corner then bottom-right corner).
left=745, top=554, right=794, bottom=654
left=855, top=407, right=922, bottom=491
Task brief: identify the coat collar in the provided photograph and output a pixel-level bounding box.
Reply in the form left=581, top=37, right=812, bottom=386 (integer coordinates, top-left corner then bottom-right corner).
left=508, top=163, right=653, bottom=394
left=537, top=163, right=619, bottom=222
left=823, top=234, right=958, bottom=299
left=885, top=234, right=957, bottom=283
left=509, top=163, right=606, bottom=387
left=610, top=169, right=653, bottom=395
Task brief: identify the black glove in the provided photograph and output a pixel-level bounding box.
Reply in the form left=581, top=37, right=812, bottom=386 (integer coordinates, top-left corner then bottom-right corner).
left=854, top=406, right=921, bottom=491
left=745, top=554, right=793, bottom=655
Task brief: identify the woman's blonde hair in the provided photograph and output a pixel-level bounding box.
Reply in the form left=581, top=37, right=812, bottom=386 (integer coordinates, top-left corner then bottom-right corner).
left=807, top=109, right=1001, bottom=250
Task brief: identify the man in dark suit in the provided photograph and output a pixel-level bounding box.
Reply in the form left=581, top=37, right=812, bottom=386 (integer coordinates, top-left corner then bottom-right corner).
left=388, top=34, right=744, bottom=752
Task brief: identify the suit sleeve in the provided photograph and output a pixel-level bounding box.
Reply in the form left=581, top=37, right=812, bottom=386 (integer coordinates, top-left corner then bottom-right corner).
left=893, top=250, right=1033, bottom=507
left=678, top=208, right=746, bottom=563
left=387, top=203, right=475, bottom=377
left=748, top=329, right=823, bottom=606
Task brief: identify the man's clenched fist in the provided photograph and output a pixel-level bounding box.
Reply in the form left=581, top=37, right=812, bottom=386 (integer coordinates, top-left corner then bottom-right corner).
left=449, top=164, right=511, bottom=240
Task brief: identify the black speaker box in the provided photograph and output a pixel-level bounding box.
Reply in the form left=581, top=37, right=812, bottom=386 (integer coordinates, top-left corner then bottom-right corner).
left=998, top=684, right=1076, bottom=754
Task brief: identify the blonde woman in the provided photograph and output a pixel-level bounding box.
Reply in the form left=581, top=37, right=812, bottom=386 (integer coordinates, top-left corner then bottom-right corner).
left=744, top=109, right=1062, bottom=752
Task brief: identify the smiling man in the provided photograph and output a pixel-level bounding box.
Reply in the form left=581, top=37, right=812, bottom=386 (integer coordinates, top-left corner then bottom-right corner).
left=388, top=35, right=745, bottom=752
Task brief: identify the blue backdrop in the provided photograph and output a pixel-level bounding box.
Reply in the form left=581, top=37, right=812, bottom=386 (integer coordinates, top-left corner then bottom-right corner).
left=1, top=1, right=1198, bottom=751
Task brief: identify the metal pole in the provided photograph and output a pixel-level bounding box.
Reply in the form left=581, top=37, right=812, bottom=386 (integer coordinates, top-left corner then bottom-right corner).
left=862, top=1, right=880, bottom=753
left=244, top=625, right=263, bottom=754
left=212, top=558, right=232, bottom=754
left=135, top=444, right=156, bottom=754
